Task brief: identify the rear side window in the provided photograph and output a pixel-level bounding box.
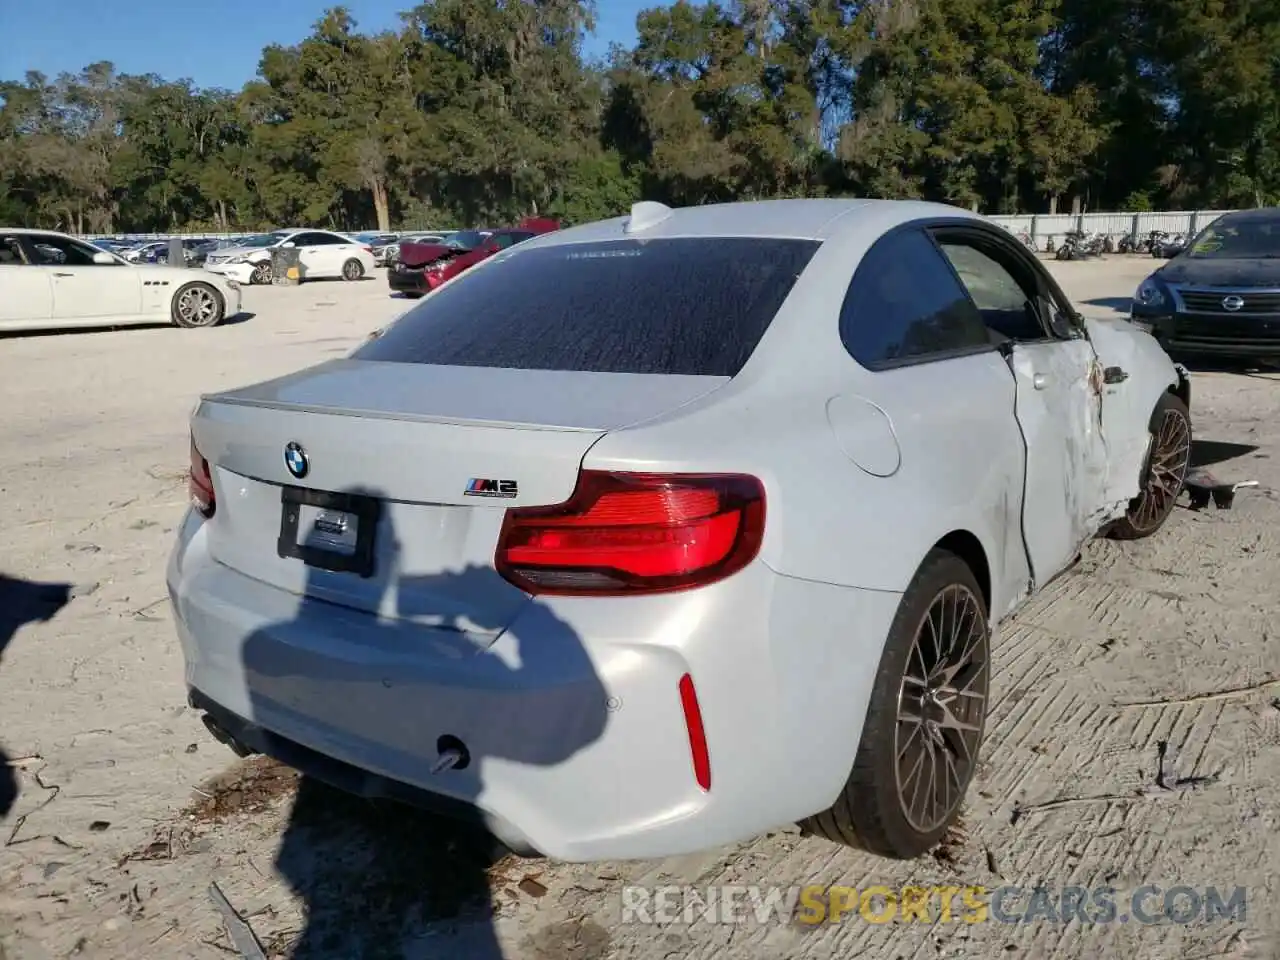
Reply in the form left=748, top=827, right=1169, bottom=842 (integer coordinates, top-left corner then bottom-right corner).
left=0, top=235, right=27, bottom=265
left=355, top=237, right=820, bottom=376
left=839, top=228, right=991, bottom=369
left=493, top=231, right=535, bottom=250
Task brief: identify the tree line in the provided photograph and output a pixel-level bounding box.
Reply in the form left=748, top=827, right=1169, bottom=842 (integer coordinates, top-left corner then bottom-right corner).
left=2, top=0, right=1277, bottom=235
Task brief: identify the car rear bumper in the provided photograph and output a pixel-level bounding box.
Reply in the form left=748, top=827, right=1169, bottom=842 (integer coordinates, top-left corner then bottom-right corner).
left=166, top=509, right=900, bottom=861
left=219, top=281, right=242, bottom=317
left=387, top=266, right=428, bottom=294
left=1135, top=311, right=1280, bottom=359
left=388, top=265, right=445, bottom=294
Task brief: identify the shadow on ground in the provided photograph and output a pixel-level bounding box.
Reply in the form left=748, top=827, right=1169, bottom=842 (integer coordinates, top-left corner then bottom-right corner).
left=0, top=312, right=255, bottom=339
left=1190, top=440, right=1262, bottom=469
left=271, top=780, right=516, bottom=959
left=1082, top=296, right=1133, bottom=314
left=0, top=574, right=72, bottom=819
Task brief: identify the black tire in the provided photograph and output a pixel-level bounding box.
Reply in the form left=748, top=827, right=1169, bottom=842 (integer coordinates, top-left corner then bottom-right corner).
left=1107, top=392, right=1192, bottom=540
left=342, top=258, right=365, bottom=281
left=170, top=282, right=226, bottom=329
left=800, top=549, right=990, bottom=859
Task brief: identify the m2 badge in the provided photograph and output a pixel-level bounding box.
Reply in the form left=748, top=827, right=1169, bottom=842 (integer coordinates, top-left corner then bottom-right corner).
left=465, top=478, right=518, bottom=499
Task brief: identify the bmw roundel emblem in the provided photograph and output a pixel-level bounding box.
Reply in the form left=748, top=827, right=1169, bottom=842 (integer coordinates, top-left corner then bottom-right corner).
left=284, top=441, right=309, bottom=479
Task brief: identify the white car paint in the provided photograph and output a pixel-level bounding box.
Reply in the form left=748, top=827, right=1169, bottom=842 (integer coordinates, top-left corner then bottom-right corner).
left=169, top=198, right=1190, bottom=862
left=0, top=228, right=242, bottom=332
left=203, top=229, right=376, bottom=284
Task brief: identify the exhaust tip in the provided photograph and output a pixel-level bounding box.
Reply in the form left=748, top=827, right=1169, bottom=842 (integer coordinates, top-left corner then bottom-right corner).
left=201, top=713, right=255, bottom=758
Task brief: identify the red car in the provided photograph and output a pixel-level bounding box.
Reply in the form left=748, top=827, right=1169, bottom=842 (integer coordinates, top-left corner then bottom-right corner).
left=388, top=218, right=560, bottom=297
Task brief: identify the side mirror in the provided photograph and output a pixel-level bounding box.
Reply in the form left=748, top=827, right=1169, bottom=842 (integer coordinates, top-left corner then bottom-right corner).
left=1038, top=295, right=1077, bottom=338
left=91, top=251, right=117, bottom=265
left=280, top=241, right=295, bottom=249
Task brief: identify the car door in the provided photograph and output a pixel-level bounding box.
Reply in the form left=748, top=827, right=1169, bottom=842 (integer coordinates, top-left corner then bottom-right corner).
left=837, top=226, right=1032, bottom=620
left=293, top=232, right=342, bottom=277
left=283, top=232, right=320, bottom=276
left=0, top=234, right=54, bottom=327
left=27, top=233, right=143, bottom=323
left=325, top=232, right=365, bottom=271
left=933, top=226, right=1110, bottom=588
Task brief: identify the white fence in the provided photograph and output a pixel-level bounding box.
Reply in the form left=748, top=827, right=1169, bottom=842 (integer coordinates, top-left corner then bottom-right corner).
left=77, top=209, right=1234, bottom=245
left=988, top=210, right=1233, bottom=244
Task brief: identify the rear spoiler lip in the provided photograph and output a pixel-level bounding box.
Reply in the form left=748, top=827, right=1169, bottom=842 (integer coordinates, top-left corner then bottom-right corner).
left=194, top=393, right=602, bottom=433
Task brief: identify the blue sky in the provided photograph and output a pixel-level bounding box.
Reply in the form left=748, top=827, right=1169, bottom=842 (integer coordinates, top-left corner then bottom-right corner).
left=0, top=1, right=647, bottom=89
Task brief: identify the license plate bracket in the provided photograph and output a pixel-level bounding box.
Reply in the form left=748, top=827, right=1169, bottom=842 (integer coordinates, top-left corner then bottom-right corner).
left=277, top=486, right=381, bottom=578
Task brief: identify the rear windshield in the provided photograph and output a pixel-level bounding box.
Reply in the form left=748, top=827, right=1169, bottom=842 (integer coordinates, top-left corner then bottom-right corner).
left=354, top=237, right=820, bottom=376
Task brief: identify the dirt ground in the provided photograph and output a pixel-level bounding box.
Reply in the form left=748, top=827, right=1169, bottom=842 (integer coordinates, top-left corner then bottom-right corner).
left=2, top=259, right=1278, bottom=960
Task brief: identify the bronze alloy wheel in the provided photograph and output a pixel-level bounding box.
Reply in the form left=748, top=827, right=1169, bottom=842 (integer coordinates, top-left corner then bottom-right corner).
left=894, top=583, right=989, bottom=834
left=1128, top=407, right=1192, bottom=534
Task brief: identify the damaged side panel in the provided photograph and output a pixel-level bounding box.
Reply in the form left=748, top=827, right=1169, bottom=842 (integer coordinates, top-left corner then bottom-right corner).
left=1007, top=340, right=1112, bottom=588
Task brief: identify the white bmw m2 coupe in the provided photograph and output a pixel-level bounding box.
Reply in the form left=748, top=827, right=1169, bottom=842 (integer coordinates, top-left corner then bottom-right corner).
left=169, top=199, right=1191, bottom=861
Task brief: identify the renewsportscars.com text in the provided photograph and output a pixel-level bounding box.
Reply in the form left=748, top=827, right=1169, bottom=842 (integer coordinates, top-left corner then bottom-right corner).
left=620, top=884, right=1247, bottom=926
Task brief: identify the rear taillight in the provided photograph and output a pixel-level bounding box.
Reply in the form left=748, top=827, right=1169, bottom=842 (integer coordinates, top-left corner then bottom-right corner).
left=495, top=471, right=765, bottom=596
left=189, top=435, right=215, bottom=518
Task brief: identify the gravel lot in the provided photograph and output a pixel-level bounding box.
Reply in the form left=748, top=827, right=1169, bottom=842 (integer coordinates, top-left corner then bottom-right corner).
left=2, top=260, right=1278, bottom=960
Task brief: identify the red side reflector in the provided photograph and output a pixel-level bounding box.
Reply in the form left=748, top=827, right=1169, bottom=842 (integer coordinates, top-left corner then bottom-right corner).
left=189, top=434, right=215, bottom=518
left=679, top=673, right=711, bottom=791
left=495, top=471, right=765, bottom=596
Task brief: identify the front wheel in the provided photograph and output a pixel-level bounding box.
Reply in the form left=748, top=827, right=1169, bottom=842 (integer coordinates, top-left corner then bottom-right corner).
left=171, top=282, right=226, bottom=328
left=800, top=549, right=989, bottom=858
left=250, top=261, right=272, bottom=285
left=1107, top=393, right=1192, bottom=540
left=342, top=258, right=365, bottom=281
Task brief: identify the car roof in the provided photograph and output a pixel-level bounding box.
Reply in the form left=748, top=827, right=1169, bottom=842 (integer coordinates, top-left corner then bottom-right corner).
left=527, top=198, right=984, bottom=247
left=1207, top=208, right=1280, bottom=225
left=0, top=228, right=80, bottom=237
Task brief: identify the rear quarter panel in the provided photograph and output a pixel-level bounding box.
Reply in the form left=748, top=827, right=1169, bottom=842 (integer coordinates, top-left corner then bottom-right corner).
left=1084, top=316, right=1187, bottom=495
left=581, top=216, right=1031, bottom=616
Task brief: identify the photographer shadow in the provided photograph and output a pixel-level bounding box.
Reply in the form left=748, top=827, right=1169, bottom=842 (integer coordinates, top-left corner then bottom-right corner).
left=239, top=509, right=610, bottom=959
left=0, top=574, right=72, bottom=820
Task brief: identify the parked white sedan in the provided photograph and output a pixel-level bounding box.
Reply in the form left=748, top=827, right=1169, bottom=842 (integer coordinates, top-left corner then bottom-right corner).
left=203, top=229, right=376, bottom=285
left=170, top=199, right=1194, bottom=862
left=0, top=228, right=241, bottom=332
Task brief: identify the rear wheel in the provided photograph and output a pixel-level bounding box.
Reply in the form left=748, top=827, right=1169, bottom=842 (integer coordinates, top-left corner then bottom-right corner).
left=1108, top=393, right=1192, bottom=539
left=342, top=258, right=365, bottom=281
left=171, top=282, right=225, bottom=329
left=801, top=550, right=989, bottom=858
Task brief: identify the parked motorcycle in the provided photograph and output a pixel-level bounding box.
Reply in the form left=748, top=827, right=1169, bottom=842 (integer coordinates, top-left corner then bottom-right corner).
left=1055, top=230, right=1105, bottom=260
left=1151, top=232, right=1186, bottom=258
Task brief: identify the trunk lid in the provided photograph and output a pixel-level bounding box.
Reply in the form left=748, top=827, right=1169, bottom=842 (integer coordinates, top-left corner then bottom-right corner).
left=398, top=242, right=453, bottom=268
left=192, top=359, right=727, bottom=641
